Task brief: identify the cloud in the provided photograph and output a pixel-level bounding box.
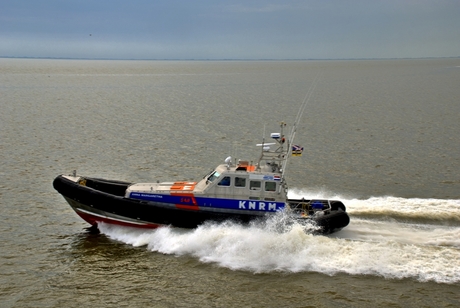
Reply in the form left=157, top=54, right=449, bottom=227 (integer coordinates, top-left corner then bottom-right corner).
left=1, top=0, right=459, bottom=59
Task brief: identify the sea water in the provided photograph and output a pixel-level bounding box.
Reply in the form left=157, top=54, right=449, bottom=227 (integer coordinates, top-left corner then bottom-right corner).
left=1, top=58, right=459, bottom=307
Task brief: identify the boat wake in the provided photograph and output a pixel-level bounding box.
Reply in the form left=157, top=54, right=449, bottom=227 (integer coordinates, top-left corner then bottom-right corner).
left=98, top=193, right=460, bottom=284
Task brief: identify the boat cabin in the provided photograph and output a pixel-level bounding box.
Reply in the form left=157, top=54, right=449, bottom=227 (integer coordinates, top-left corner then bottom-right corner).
left=126, top=159, right=287, bottom=203
left=126, top=123, right=291, bottom=207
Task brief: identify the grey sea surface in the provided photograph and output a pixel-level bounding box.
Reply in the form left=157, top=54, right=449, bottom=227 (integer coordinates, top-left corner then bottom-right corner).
left=1, top=58, right=459, bottom=307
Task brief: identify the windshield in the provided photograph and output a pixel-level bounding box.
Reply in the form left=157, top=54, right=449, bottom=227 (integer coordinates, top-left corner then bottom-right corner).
left=207, top=171, right=221, bottom=183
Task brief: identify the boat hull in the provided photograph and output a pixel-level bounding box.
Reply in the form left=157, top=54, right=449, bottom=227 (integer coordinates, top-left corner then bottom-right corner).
left=53, top=175, right=349, bottom=234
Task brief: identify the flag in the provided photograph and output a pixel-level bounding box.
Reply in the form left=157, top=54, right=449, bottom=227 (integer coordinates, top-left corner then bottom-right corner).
left=292, top=145, right=303, bottom=157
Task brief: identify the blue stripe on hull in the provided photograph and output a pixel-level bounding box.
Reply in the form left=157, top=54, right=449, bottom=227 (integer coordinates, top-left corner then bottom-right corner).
left=129, top=192, right=285, bottom=212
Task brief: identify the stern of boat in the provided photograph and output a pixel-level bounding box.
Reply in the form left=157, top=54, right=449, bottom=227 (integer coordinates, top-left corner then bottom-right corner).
left=288, top=199, right=350, bottom=234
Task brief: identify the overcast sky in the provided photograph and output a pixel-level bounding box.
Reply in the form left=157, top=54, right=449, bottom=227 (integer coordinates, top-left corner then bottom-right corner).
left=1, top=0, right=459, bottom=60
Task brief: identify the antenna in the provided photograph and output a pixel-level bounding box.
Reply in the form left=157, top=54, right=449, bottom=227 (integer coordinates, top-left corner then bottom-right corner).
left=281, top=74, right=321, bottom=178
left=257, top=125, right=266, bottom=170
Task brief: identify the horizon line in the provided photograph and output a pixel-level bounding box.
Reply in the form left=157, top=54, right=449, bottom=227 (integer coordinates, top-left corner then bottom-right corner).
left=1, top=56, right=459, bottom=61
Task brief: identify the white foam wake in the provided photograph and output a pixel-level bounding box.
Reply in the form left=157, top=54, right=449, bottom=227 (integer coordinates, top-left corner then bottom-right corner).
left=289, top=189, right=460, bottom=225
left=98, top=197, right=460, bottom=284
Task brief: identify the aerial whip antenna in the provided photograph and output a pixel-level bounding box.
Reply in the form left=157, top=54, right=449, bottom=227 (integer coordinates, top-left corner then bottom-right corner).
left=281, top=74, right=321, bottom=178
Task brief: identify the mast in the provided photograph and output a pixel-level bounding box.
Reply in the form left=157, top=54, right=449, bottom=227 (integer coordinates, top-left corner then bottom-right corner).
left=254, top=75, right=320, bottom=177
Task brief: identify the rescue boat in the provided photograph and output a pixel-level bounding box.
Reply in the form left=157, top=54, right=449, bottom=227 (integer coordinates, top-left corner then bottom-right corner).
left=53, top=120, right=349, bottom=234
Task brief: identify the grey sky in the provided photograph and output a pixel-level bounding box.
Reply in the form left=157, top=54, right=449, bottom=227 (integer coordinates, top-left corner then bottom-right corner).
left=1, top=0, right=459, bottom=59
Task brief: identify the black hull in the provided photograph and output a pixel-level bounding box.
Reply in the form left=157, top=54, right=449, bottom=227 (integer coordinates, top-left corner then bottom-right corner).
left=53, top=175, right=349, bottom=234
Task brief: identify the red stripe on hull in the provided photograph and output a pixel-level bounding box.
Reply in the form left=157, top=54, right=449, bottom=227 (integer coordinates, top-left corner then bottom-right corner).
left=75, top=210, right=163, bottom=229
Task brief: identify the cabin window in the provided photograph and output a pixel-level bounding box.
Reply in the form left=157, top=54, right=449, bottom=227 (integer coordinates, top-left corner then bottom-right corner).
left=218, top=176, right=231, bottom=186
left=250, top=180, right=261, bottom=190
left=235, top=177, right=246, bottom=188
left=265, top=181, right=276, bottom=192
left=208, top=171, right=220, bottom=183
